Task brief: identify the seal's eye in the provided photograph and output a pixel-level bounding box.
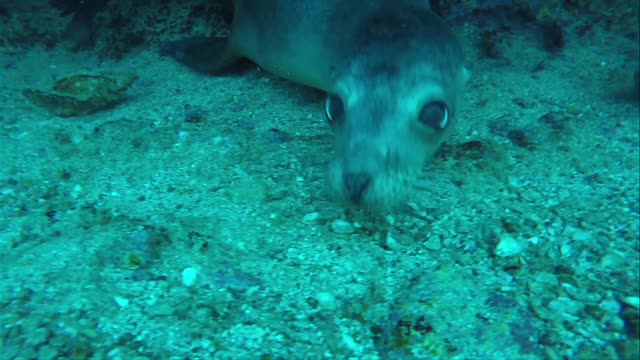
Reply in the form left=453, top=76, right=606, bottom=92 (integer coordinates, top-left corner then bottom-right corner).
left=325, top=94, right=344, bottom=124
left=419, top=101, right=449, bottom=130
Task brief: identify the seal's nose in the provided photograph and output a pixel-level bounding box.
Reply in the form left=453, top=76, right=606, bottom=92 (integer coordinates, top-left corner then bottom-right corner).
left=344, top=172, right=371, bottom=202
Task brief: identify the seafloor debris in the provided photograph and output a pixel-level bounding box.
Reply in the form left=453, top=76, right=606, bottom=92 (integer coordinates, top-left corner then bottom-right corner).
left=22, top=73, right=138, bottom=117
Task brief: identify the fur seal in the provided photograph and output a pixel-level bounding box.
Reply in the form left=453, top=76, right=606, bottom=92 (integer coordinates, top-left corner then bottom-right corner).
left=161, top=0, right=469, bottom=211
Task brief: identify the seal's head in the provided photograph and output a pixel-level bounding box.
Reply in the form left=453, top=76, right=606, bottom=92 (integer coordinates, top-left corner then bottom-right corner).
left=325, top=8, right=469, bottom=212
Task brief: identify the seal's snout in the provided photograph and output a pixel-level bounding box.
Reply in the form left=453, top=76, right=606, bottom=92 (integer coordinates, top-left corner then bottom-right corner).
left=338, top=136, right=386, bottom=204
left=344, top=172, right=372, bottom=202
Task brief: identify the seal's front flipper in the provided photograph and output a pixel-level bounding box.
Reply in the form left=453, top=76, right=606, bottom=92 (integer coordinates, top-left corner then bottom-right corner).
left=160, top=36, right=247, bottom=74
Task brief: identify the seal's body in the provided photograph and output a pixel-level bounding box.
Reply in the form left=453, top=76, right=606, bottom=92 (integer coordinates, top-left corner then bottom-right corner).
left=163, top=0, right=468, bottom=211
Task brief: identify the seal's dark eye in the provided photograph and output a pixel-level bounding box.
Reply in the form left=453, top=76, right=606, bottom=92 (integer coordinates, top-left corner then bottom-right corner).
left=419, top=101, right=449, bottom=130
left=325, top=94, right=344, bottom=124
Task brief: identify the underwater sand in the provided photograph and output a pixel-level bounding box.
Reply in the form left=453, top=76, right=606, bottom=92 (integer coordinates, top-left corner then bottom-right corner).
left=0, top=4, right=639, bottom=360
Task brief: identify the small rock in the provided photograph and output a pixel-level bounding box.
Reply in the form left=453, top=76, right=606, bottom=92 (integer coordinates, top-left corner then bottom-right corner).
left=384, top=232, right=403, bottom=250
left=495, top=234, right=527, bottom=257
left=560, top=243, right=573, bottom=257
left=37, top=345, right=58, bottom=360
left=548, top=296, right=584, bottom=316
left=316, top=292, right=337, bottom=310
left=564, top=286, right=602, bottom=304
left=182, top=267, right=198, bottom=287
left=113, top=296, right=129, bottom=308
left=571, top=229, right=592, bottom=241
left=534, top=272, right=559, bottom=288
left=22, top=73, right=138, bottom=117
left=331, top=219, right=355, bottom=234
left=303, top=212, right=320, bottom=223
left=600, top=298, right=621, bottom=314
left=600, top=251, right=626, bottom=269
left=107, top=347, right=122, bottom=358
left=621, top=296, right=640, bottom=308
left=342, top=333, right=360, bottom=352
left=146, top=302, right=176, bottom=316
left=605, top=314, right=626, bottom=331
left=31, top=328, right=50, bottom=346
left=424, top=235, right=442, bottom=251
left=385, top=214, right=396, bottom=225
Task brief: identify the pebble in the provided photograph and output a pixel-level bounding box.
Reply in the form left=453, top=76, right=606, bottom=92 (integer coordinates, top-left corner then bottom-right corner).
left=303, top=212, right=320, bottom=223
left=534, top=272, right=559, bottom=288
left=495, top=234, right=528, bottom=257
left=37, top=345, right=58, bottom=360
left=182, top=267, right=198, bottom=287
left=316, top=292, right=337, bottom=310
left=621, top=296, right=640, bottom=308
left=424, top=235, right=442, bottom=251
left=548, top=296, right=584, bottom=316
left=31, top=328, right=50, bottom=346
left=342, top=333, right=359, bottom=352
left=600, top=298, right=621, bottom=314
left=384, top=232, right=403, bottom=250
left=563, top=285, right=602, bottom=304
left=571, top=229, right=593, bottom=241
left=600, top=251, right=626, bottom=269
left=113, top=296, right=129, bottom=308
left=146, top=302, right=176, bottom=316
left=560, top=243, right=573, bottom=257
left=331, top=219, right=355, bottom=234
